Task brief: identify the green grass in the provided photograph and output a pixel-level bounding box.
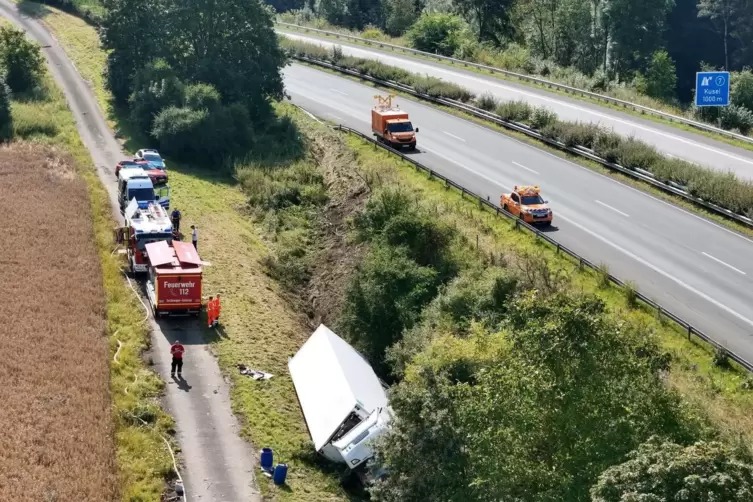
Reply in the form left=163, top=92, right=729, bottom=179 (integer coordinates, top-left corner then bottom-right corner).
left=9, top=73, right=175, bottom=499
left=276, top=23, right=753, bottom=153
left=341, top=130, right=753, bottom=452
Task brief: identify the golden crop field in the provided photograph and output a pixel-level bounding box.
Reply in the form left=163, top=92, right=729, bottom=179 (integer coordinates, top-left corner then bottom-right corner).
left=0, top=143, right=117, bottom=501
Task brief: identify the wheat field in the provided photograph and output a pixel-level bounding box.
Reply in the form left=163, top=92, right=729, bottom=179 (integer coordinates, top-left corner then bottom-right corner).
left=0, top=143, right=116, bottom=501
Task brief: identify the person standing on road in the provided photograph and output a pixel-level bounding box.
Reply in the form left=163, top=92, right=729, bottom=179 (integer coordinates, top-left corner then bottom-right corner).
left=191, top=225, right=198, bottom=251
left=170, top=339, right=185, bottom=377
left=171, top=208, right=181, bottom=233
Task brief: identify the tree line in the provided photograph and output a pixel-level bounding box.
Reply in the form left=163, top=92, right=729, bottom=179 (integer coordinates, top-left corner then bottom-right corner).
left=101, top=0, right=290, bottom=164
left=272, top=0, right=753, bottom=108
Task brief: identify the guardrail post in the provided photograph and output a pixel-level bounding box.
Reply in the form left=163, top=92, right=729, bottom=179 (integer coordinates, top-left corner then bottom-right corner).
left=556, top=243, right=560, bottom=254
left=688, top=326, right=693, bottom=341
left=657, top=306, right=663, bottom=319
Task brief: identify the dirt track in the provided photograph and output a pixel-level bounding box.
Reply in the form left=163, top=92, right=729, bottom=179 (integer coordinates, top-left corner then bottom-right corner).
left=0, top=2, right=262, bottom=500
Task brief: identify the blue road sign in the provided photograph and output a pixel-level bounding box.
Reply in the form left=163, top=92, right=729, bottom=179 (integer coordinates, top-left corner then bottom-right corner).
left=695, top=71, right=730, bottom=107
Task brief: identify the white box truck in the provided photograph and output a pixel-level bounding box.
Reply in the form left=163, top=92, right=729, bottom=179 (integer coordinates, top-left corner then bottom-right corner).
left=288, top=324, right=392, bottom=472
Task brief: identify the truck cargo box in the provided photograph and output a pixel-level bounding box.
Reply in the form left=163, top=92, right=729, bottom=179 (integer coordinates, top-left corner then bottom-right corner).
left=371, top=109, right=410, bottom=135
left=144, top=240, right=204, bottom=315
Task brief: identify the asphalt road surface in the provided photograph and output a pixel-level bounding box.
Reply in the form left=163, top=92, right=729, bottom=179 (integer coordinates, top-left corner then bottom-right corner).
left=285, top=63, right=753, bottom=366
left=280, top=30, right=753, bottom=182
left=0, top=2, right=261, bottom=500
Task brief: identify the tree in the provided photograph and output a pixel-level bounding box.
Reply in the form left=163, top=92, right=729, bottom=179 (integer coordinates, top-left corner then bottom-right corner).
left=383, top=0, right=418, bottom=35
left=698, top=0, right=737, bottom=70
left=101, top=0, right=168, bottom=105
left=406, top=13, right=465, bottom=56
left=731, top=68, right=753, bottom=110
left=128, top=59, right=185, bottom=135
left=167, top=0, right=286, bottom=118
left=638, top=50, right=678, bottom=100
left=453, top=0, right=516, bottom=44
left=0, top=26, right=45, bottom=93
left=603, top=0, right=674, bottom=76
left=591, top=437, right=753, bottom=501
left=371, top=293, right=701, bottom=502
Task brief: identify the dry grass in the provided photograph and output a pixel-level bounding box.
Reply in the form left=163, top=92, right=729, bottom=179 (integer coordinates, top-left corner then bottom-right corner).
left=0, top=143, right=116, bottom=501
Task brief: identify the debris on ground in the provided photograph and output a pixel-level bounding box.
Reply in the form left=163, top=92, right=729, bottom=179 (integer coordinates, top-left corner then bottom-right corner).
left=238, top=364, right=273, bottom=380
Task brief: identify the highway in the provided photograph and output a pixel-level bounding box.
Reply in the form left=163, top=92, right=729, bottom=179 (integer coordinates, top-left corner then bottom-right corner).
left=285, top=63, right=753, bottom=365
left=280, top=30, right=753, bottom=181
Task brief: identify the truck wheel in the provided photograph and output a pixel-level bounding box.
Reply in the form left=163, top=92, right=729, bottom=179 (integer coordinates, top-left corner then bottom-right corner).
left=409, top=144, right=416, bottom=151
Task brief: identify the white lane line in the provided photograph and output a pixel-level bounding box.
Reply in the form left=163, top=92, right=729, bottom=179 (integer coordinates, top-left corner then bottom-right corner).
left=443, top=131, right=466, bottom=142
left=327, top=113, right=344, bottom=121
left=330, top=88, right=348, bottom=96
left=557, top=212, right=753, bottom=328
left=286, top=32, right=753, bottom=169
left=702, top=252, right=747, bottom=275
left=513, top=161, right=539, bottom=174
left=421, top=145, right=510, bottom=190
left=595, top=200, right=629, bottom=217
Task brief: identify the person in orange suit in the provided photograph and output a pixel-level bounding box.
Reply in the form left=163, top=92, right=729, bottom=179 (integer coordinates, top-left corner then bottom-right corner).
left=214, top=294, right=221, bottom=324
left=207, top=295, right=215, bottom=328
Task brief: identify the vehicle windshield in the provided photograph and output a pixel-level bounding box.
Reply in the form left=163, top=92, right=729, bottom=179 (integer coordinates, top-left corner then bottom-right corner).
left=387, top=122, right=414, bottom=133
left=521, top=195, right=544, bottom=205
left=128, top=188, right=155, bottom=202
left=136, top=234, right=173, bottom=251
left=144, top=153, right=162, bottom=162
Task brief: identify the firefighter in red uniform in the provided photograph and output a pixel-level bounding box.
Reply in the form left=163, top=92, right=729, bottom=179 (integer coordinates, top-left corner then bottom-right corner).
left=170, top=339, right=184, bottom=377
left=207, top=295, right=215, bottom=328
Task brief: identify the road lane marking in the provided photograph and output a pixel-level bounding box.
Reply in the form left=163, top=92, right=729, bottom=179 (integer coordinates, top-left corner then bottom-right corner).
left=595, top=200, right=629, bottom=217
left=702, top=252, right=746, bottom=275
left=443, top=131, right=466, bottom=142
left=421, top=145, right=510, bottom=190
left=513, top=161, right=539, bottom=174
left=327, top=113, right=343, bottom=121
left=286, top=32, right=753, bottom=170
left=557, top=213, right=753, bottom=329
left=329, top=88, right=348, bottom=95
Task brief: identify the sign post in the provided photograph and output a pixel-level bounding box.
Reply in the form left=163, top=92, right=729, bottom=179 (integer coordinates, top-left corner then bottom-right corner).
left=695, top=71, right=730, bottom=127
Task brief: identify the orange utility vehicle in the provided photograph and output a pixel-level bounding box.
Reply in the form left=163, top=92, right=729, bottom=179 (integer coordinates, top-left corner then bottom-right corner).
left=500, top=185, right=553, bottom=226
left=144, top=240, right=208, bottom=317
left=371, top=94, right=418, bottom=150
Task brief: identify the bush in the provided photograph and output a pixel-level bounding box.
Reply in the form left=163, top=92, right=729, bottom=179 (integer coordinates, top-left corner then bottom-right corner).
left=361, top=26, right=387, bottom=41
left=495, top=100, right=532, bottom=122
left=406, top=13, right=465, bottom=56
left=557, top=121, right=600, bottom=148
left=0, top=75, right=11, bottom=141
left=721, top=104, right=753, bottom=135
left=184, top=83, right=222, bottom=110
left=0, top=26, right=46, bottom=94
left=731, top=69, right=753, bottom=111
left=529, top=106, right=558, bottom=130
left=151, top=106, right=208, bottom=157
left=129, top=59, right=185, bottom=136
left=354, top=188, right=416, bottom=239
left=592, top=130, right=623, bottom=163
left=475, top=92, right=498, bottom=111
left=614, top=137, right=662, bottom=170
left=411, top=76, right=474, bottom=102
left=636, top=50, right=677, bottom=101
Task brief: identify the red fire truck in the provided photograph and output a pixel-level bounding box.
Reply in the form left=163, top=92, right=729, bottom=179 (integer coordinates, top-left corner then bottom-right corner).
left=116, top=199, right=174, bottom=274
left=144, top=240, right=207, bottom=316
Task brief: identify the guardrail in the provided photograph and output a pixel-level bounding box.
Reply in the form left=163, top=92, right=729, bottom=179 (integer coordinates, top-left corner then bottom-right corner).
left=291, top=54, right=753, bottom=230
left=277, top=21, right=753, bottom=146
left=328, top=123, right=753, bottom=374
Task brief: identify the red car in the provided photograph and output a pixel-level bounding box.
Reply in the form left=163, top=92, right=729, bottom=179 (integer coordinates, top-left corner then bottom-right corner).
left=115, top=159, right=168, bottom=186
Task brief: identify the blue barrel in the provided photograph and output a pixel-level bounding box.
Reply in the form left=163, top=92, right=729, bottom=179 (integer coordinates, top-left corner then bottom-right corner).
left=273, top=463, right=288, bottom=485
left=260, top=448, right=273, bottom=471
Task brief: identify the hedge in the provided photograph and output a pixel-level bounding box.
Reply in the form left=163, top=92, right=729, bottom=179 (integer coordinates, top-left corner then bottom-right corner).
left=281, top=37, right=753, bottom=218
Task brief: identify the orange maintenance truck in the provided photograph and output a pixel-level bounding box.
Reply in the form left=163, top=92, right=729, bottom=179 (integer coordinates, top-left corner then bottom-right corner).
left=500, top=185, right=553, bottom=226
left=371, top=94, right=418, bottom=150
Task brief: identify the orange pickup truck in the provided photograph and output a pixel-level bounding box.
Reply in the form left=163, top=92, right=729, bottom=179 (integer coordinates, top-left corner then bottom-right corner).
left=500, top=185, right=553, bottom=226
left=371, top=94, right=418, bottom=150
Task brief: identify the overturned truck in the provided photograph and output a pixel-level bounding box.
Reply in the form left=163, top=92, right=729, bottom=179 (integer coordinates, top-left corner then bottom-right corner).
left=289, top=324, right=392, bottom=476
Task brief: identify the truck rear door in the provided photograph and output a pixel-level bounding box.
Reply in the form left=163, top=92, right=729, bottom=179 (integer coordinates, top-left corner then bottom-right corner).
left=157, top=274, right=202, bottom=308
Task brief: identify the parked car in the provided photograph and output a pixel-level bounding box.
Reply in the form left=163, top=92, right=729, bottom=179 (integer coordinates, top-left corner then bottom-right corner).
left=135, top=149, right=167, bottom=170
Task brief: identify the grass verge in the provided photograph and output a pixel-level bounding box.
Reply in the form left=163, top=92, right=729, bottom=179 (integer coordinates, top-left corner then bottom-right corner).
left=276, top=22, right=753, bottom=153
left=8, top=51, right=175, bottom=502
